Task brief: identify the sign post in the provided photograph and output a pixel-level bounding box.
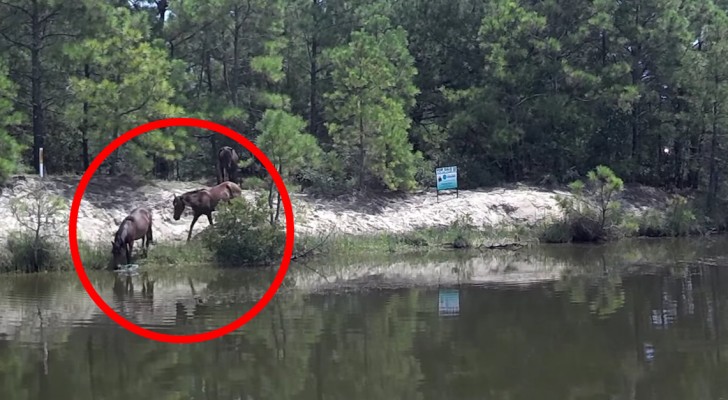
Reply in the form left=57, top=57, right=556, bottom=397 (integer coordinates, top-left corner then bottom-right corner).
left=39, top=147, right=44, bottom=178
left=435, top=166, right=458, bottom=202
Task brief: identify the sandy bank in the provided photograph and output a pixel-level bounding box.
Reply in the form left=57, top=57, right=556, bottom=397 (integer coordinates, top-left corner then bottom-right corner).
left=0, top=175, right=672, bottom=246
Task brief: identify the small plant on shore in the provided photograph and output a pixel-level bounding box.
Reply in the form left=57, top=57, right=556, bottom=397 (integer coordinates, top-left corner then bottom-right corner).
left=542, top=165, right=626, bottom=243
left=635, top=195, right=699, bottom=237
left=665, top=195, right=698, bottom=236
left=6, top=181, right=67, bottom=272
left=202, top=195, right=286, bottom=266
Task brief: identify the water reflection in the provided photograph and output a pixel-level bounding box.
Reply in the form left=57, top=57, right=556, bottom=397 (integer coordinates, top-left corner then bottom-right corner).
left=0, top=238, right=728, bottom=399
left=438, top=289, right=460, bottom=317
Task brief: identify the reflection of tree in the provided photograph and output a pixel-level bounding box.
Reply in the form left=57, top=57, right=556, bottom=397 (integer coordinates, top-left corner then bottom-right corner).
left=553, top=256, right=626, bottom=318
left=7, top=259, right=728, bottom=399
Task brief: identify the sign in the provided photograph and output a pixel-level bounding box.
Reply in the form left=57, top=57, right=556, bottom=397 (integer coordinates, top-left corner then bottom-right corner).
left=438, top=289, right=460, bottom=316
left=39, top=147, right=44, bottom=178
left=436, top=166, right=458, bottom=190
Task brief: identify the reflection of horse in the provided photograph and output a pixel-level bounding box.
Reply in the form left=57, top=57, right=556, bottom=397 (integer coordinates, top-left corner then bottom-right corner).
left=172, top=181, right=243, bottom=241
left=111, top=208, right=154, bottom=267
left=111, top=273, right=155, bottom=318
left=216, top=146, right=239, bottom=184
left=112, top=273, right=154, bottom=299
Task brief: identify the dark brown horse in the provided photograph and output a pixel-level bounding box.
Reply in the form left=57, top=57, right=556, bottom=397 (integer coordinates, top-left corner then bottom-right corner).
left=111, top=207, right=154, bottom=267
left=216, top=146, right=239, bottom=184
left=172, top=181, right=243, bottom=241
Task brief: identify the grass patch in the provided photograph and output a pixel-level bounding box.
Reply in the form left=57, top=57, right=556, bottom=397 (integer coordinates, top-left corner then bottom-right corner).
left=0, top=234, right=215, bottom=273
left=291, top=214, right=535, bottom=262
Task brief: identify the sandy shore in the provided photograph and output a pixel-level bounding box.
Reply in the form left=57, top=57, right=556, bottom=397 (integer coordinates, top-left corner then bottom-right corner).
left=0, top=175, right=672, bottom=245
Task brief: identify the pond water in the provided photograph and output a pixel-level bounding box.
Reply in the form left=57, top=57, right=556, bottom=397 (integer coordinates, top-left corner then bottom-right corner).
left=2, top=237, right=728, bottom=399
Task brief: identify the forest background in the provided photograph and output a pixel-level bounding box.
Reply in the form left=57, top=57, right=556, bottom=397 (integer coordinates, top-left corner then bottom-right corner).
left=1, top=0, right=728, bottom=213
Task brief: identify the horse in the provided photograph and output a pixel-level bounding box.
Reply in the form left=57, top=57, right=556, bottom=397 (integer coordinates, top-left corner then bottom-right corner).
left=216, top=146, right=239, bottom=184
left=172, top=181, right=243, bottom=241
left=111, top=207, right=154, bottom=267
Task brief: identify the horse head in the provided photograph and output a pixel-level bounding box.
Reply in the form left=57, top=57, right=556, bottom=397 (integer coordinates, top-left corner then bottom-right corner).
left=110, top=236, right=125, bottom=266
left=172, top=194, right=185, bottom=220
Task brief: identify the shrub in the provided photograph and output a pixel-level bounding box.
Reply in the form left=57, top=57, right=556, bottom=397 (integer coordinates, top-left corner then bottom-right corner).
left=5, top=231, right=59, bottom=272
left=542, top=165, right=626, bottom=243
left=202, top=195, right=286, bottom=266
left=5, top=181, right=67, bottom=272
left=665, top=195, right=698, bottom=237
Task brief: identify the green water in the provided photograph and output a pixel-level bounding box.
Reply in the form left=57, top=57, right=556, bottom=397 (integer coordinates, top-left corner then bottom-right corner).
left=1, top=237, right=728, bottom=399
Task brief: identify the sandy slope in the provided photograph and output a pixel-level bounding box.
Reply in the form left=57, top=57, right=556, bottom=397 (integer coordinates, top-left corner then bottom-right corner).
left=0, top=175, right=670, bottom=245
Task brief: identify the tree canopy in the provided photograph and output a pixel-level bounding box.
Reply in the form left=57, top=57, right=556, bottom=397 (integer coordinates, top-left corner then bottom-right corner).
left=0, top=0, right=727, bottom=202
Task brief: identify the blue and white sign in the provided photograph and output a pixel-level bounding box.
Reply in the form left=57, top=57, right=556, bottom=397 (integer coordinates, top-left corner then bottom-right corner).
left=438, top=289, right=460, bottom=316
left=436, top=166, right=458, bottom=191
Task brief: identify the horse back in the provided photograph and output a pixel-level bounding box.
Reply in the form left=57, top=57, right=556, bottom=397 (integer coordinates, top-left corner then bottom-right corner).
left=218, top=146, right=239, bottom=165
left=128, top=207, right=153, bottom=230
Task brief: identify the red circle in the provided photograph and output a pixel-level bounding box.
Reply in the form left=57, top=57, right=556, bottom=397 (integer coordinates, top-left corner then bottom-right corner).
left=68, top=117, right=295, bottom=344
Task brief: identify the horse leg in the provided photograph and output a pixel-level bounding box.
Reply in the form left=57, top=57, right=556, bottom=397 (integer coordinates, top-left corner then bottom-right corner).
left=206, top=212, right=213, bottom=226
left=147, top=223, right=154, bottom=247
left=187, top=213, right=200, bottom=242
left=125, top=242, right=132, bottom=265
left=141, top=236, right=148, bottom=258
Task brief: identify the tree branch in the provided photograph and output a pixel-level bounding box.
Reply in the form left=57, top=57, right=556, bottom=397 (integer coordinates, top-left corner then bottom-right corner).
left=40, top=32, right=78, bottom=43
left=0, top=1, right=31, bottom=17
left=116, top=98, right=151, bottom=118
left=0, top=30, right=30, bottom=50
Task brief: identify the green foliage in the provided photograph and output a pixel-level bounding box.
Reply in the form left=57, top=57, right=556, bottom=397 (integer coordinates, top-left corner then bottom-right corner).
left=256, top=109, right=322, bottom=172
left=5, top=181, right=67, bottom=271
left=543, top=166, right=627, bottom=243
left=64, top=4, right=188, bottom=175
left=0, top=60, right=23, bottom=183
left=3, top=0, right=728, bottom=210
left=4, top=231, right=59, bottom=272
left=635, top=195, right=699, bottom=237
left=202, top=196, right=286, bottom=266
left=324, top=14, right=422, bottom=192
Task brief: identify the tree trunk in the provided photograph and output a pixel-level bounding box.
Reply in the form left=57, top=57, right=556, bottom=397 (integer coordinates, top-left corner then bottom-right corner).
left=268, top=171, right=276, bottom=225
left=81, top=63, right=90, bottom=169
left=707, top=102, right=719, bottom=215
left=358, top=100, right=365, bottom=191
left=309, top=0, right=321, bottom=140
left=274, top=163, right=283, bottom=224
left=688, top=132, right=702, bottom=189
left=31, top=0, right=45, bottom=175
left=156, top=0, right=168, bottom=37
left=230, top=8, right=242, bottom=106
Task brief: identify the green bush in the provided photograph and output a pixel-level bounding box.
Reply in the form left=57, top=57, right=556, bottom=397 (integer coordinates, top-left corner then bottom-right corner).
left=202, top=195, right=286, bottom=266
left=5, top=231, right=59, bottom=272
left=665, top=195, right=698, bottom=236
left=631, top=195, right=700, bottom=238
left=540, top=165, right=627, bottom=243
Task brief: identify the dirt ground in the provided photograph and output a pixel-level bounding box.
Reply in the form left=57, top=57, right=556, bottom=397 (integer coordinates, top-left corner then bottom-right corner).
left=0, top=175, right=671, bottom=245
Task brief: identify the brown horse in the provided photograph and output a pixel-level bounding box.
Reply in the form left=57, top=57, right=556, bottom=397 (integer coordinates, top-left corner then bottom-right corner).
left=111, top=207, right=154, bottom=267
left=172, top=181, right=243, bottom=241
left=216, top=146, right=239, bottom=184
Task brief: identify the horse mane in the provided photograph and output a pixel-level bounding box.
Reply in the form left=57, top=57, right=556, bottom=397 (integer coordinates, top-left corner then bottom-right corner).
left=114, top=217, right=133, bottom=242
left=181, top=188, right=207, bottom=198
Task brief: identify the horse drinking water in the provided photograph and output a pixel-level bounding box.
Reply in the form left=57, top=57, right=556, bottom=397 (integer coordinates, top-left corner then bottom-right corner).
left=172, top=181, right=243, bottom=241
left=111, top=207, right=154, bottom=267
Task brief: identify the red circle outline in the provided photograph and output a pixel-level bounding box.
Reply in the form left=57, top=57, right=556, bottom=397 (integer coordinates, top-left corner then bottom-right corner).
left=68, top=117, right=295, bottom=344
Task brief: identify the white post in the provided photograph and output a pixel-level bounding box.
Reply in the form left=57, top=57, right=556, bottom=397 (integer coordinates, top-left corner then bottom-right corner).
left=39, top=147, right=44, bottom=178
